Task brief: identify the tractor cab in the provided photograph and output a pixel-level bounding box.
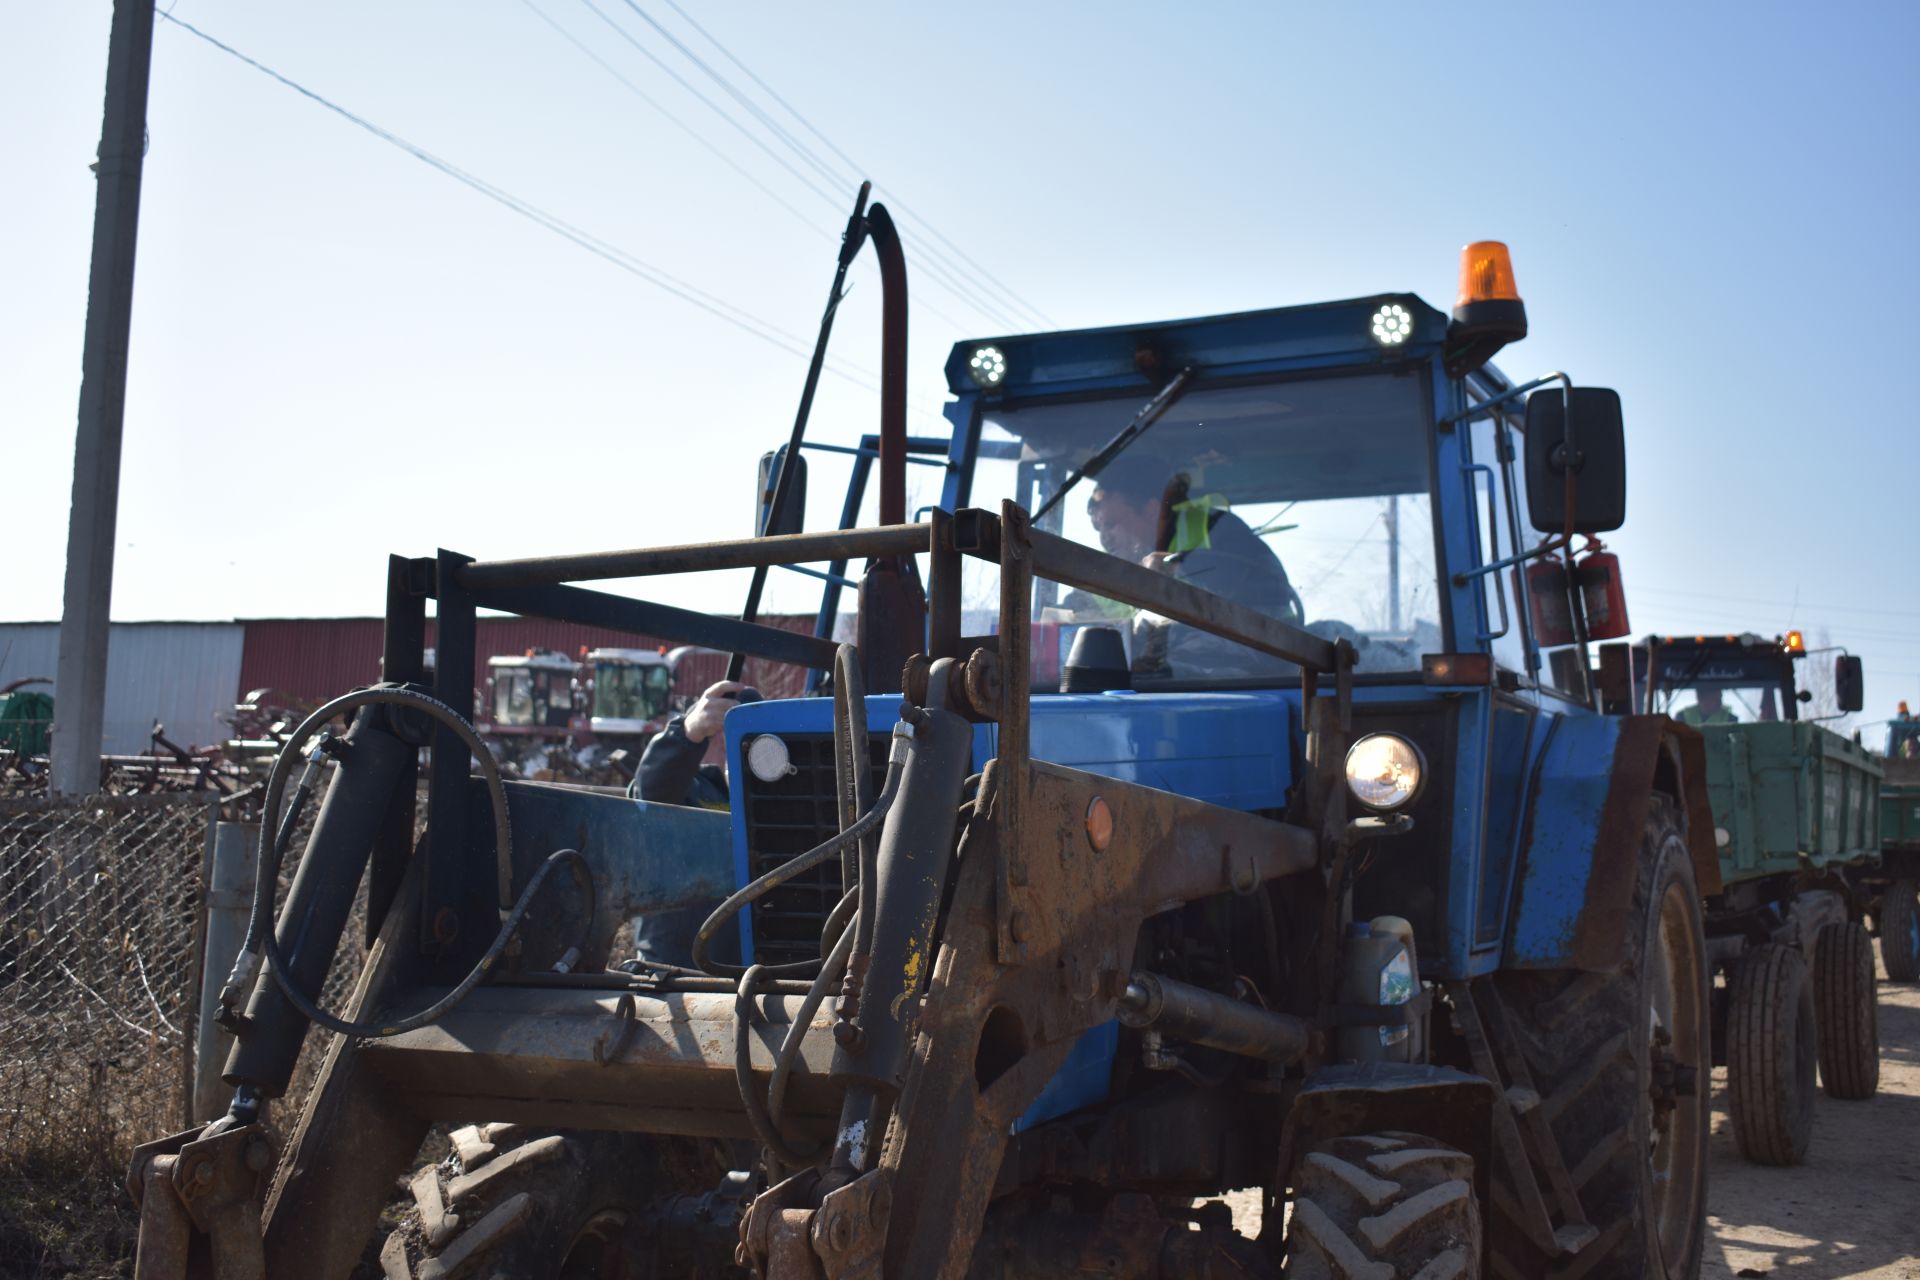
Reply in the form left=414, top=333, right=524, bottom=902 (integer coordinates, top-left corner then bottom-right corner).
left=483, top=649, right=578, bottom=735
left=586, top=647, right=673, bottom=741
left=1889, top=709, right=1920, bottom=761
left=1634, top=631, right=1810, bottom=724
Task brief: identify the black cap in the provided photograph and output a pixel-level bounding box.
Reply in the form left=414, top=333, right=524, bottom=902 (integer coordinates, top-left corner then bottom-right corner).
left=1061, top=627, right=1131, bottom=694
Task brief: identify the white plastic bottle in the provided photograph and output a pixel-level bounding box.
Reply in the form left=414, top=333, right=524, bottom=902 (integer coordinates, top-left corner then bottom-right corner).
left=1336, top=915, right=1423, bottom=1063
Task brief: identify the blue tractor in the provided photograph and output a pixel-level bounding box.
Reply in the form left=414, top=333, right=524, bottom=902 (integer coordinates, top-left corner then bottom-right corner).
left=131, top=225, right=1716, bottom=1280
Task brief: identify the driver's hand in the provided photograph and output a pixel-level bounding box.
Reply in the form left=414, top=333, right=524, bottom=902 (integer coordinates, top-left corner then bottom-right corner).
left=683, top=681, right=747, bottom=743
left=1143, top=551, right=1174, bottom=574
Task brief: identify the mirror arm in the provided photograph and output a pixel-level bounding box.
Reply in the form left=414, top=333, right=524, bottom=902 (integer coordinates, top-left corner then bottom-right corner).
left=1439, top=371, right=1572, bottom=427
left=1453, top=532, right=1573, bottom=585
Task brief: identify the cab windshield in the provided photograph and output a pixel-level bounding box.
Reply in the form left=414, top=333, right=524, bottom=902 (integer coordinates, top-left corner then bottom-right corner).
left=1640, top=648, right=1798, bottom=724
left=596, top=661, right=671, bottom=721
left=494, top=669, right=534, bottom=726
left=971, top=371, right=1439, bottom=681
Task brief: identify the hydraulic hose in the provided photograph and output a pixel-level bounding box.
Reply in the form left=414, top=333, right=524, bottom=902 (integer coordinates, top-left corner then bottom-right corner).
left=772, top=901, right=859, bottom=1130
left=271, top=848, right=590, bottom=1039
left=691, top=733, right=910, bottom=979
left=735, top=964, right=824, bottom=1168
left=221, top=685, right=542, bottom=1042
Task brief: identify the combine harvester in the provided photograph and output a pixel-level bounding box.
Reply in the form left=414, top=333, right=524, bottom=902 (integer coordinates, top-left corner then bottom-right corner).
left=129, top=212, right=1716, bottom=1279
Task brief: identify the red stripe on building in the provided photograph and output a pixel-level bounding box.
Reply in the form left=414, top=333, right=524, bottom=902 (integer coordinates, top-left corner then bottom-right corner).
left=237, top=615, right=818, bottom=709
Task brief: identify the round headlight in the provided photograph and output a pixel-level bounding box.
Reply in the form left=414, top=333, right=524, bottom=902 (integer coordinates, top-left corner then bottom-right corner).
left=745, top=734, right=795, bottom=784
left=1345, top=733, right=1425, bottom=810
left=967, top=344, right=1007, bottom=388
left=1370, top=303, right=1413, bottom=347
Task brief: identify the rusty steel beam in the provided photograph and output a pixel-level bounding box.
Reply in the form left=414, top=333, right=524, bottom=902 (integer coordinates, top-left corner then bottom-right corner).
left=356, top=985, right=844, bottom=1142
left=1023, top=525, right=1338, bottom=673
left=455, top=524, right=931, bottom=590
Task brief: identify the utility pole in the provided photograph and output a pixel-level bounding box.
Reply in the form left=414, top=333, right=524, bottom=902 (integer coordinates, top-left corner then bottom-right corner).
left=50, top=0, right=156, bottom=795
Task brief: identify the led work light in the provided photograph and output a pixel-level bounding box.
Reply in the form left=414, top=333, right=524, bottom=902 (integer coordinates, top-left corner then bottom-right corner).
left=1370, top=303, right=1413, bottom=346
left=967, top=345, right=1008, bottom=388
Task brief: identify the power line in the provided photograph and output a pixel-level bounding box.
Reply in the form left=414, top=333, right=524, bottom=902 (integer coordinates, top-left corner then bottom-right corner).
left=515, top=0, right=836, bottom=243
left=156, top=13, right=909, bottom=400
left=570, top=0, right=1024, bottom=333
left=577, top=0, right=844, bottom=215
left=513, top=2, right=978, bottom=340
left=626, top=0, right=1050, bottom=331
left=612, top=0, right=1027, bottom=332
left=1632, top=583, right=1920, bottom=621
left=656, top=0, right=1056, bottom=329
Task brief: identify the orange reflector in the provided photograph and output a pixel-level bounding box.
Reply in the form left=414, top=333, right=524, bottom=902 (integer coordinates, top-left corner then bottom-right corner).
left=1786, top=630, right=1805, bottom=652
left=1423, top=653, right=1492, bottom=685
left=1455, top=241, right=1520, bottom=307
left=1085, top=797, right=1114, bottom=851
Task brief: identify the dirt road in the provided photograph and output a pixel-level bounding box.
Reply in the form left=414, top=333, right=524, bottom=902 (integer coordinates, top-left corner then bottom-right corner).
left=1704, top=958, right=1920, bottom=1279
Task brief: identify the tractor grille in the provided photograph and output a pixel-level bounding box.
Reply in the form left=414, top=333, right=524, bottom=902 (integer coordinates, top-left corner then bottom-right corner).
left=738, top=732, right=890, bottom=968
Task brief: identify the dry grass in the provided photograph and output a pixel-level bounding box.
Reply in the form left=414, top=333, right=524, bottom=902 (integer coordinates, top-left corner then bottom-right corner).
left=0, top=1153, right=136, bottom=1280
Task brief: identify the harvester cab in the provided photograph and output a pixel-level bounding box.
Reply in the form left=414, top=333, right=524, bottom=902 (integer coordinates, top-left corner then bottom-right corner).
left=586, top=646, right=675, bottom=742
left=130, top=233, right=1717, bottom=1280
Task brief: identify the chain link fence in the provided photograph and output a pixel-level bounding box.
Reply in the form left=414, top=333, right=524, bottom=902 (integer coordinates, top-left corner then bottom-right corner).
left=0, top=792, right=217, bottom=1169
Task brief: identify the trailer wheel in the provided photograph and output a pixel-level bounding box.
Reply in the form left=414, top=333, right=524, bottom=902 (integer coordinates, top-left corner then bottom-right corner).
left=1881, top=879, right=1919, bottom=983
left=1487, top=796, right=1707, bottom=1280
left=1727, top=943, right=1815, bottom=1166
left=381, top=1127, right=729, bottom=1280
left=1284, top=1132, right=1481, bottom=1279
left=1813, top=921, right=1880, bottom=1100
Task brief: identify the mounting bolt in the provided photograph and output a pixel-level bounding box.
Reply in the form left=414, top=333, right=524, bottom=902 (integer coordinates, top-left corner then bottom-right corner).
left=1010, top=910, right=1032, bottom=943
left=832, top=1020, right=865, bottom=1052
left=824, top=1211, right=853, bottom=1253
left=193, top=1162, right=213, bottom=1186
left=868, top=1183, right=891, bottom=1227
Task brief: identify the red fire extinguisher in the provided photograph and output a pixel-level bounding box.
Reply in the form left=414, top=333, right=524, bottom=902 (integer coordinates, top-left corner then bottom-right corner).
left=1577, top=542, right=1631, bottom=640
left=1526, top=554, right=1576, bottom=647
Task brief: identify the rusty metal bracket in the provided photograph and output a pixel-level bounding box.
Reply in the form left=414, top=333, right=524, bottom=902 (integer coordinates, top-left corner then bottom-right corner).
left=810, top=1169, right=892, bottom=1279
left=1448, top=980, right=1597, bottom=1258
left=994, top=503, right=1033, bottom=965
left=592, top=992, right=639, bottom=1066
left=128, top=1121, right=275, bottom=1280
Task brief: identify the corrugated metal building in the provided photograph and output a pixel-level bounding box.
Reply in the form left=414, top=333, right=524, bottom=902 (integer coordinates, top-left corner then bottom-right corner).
left=239, top=615, right=818, bottom=706
left=0, top=612, right=818, bottom=758
left=0, top=622, right=246, bottom=753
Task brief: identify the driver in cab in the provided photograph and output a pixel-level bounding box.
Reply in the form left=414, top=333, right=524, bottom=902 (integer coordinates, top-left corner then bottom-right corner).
left=1082, top=455, right=1301, bottom=678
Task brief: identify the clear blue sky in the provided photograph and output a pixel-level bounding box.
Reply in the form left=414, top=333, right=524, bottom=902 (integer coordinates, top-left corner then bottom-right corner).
left=6, top=1, right=1918, bottom=724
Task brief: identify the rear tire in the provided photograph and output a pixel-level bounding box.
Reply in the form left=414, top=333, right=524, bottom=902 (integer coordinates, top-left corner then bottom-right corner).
left=1726, top=943, right=1815, bottom=1166
left=1487, top=796, right=1708, bottom=1279
left=1881, top=879, right=1919, bottom=983
left=1284, top=1132, right=1481, bottom=1279
left=1812, top=921, right=1879, bottom=1099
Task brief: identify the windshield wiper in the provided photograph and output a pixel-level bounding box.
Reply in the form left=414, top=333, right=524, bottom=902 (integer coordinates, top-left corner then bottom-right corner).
left=1033, top=367, right=1195, bottom=523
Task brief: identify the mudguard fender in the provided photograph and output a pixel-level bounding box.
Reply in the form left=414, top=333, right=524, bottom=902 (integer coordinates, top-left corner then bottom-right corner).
left=1506, top=714, right=1718, bottom=972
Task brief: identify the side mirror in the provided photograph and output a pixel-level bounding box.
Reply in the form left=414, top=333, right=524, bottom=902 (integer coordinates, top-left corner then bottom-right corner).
left=757, top=447, right=808, bottom=537
left=1525, top=387, right=1626, bottom=533
left=1835, top=655, right=1864, bottom=714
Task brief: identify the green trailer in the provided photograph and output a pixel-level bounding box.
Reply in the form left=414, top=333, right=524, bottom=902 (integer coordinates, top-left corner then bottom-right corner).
left=1701, top=720, right=1882, bottom=882
left=1859, top=719, right=1920, bottom=981
left=1635, top=632, right=1880, bottom=1167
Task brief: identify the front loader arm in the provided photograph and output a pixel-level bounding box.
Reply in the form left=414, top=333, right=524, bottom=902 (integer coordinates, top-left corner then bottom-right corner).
left=745, top=759, right=1320, bottom=1279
